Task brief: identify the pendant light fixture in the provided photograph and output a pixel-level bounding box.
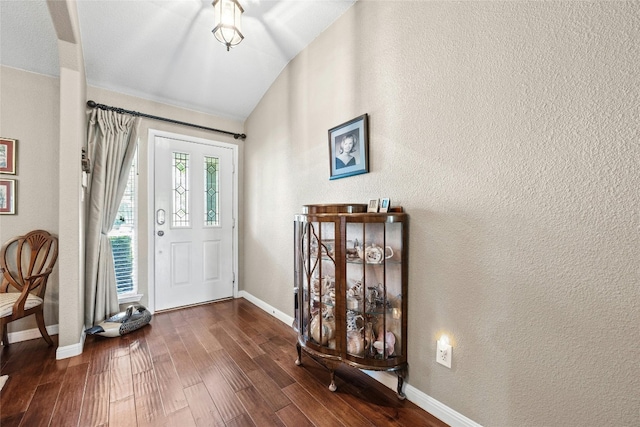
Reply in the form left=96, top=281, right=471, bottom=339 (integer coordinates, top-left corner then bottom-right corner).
left=212, top=0, right=244, bottom=51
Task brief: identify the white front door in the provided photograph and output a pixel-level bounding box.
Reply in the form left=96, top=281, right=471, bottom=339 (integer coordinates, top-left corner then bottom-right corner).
left=154, top=135, right=234, bottom=311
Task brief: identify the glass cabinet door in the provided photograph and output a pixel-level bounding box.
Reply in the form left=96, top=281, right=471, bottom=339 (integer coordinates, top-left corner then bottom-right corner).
left=300, top=219, right=337, bottom=351
left=345, top=220, right=403, bottom=361
left=383, top=222, right=403, bottom=360
left=293, top=217, right=303, bottom=333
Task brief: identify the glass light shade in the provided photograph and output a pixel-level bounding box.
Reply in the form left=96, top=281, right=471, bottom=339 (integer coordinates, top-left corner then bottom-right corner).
left=212, top=0, right=244, bottom=51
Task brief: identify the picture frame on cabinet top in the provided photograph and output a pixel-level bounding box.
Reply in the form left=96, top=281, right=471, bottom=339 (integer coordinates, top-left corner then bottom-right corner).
left=379, top=198, right=390, bottom=213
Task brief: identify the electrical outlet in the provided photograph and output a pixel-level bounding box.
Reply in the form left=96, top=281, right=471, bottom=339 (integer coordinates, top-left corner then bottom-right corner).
left=436, top=340, right=452, bottom=368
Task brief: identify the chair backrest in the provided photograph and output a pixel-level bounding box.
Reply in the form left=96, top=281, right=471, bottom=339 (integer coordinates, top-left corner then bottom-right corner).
left=0, top=230, right=58, bottom=297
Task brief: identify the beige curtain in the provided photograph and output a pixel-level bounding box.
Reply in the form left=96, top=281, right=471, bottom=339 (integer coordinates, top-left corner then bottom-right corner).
left=85, top=109, right=140, bottom=327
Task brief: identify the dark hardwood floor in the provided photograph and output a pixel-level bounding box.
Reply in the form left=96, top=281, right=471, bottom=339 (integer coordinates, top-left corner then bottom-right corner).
left=0, top=298, right=447, bottom=426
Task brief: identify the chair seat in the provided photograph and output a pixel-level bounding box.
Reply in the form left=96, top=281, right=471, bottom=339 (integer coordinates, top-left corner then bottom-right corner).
left=0, top=293, right=43, bottom=318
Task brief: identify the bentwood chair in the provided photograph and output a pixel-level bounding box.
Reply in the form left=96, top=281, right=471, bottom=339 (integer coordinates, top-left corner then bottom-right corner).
left=0, top=230, right=58, bottom=346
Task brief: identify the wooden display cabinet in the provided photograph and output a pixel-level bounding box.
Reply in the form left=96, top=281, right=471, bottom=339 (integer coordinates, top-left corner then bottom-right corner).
left=293, top=204, right=408, bottom=398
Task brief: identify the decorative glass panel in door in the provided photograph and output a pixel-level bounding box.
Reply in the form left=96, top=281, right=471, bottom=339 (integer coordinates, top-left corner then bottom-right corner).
left=172, top=152, right=189, bottom=227
left=204, top=156, right=219, bottom=226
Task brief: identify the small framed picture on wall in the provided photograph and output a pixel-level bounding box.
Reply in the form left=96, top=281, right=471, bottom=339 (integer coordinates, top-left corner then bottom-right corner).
left=0, top=138, right=17, bottom=175
left=328, top=114, right=369, bottom=180
left=0, top=179, right=16, bottom=214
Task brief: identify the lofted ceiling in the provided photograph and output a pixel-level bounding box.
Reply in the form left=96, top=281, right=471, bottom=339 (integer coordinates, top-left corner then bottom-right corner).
left=0, top=0, right=355, bottom=120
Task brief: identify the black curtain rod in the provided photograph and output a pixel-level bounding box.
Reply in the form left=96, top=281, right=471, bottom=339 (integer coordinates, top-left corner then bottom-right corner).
left=86, top=100, right=246, bottom=140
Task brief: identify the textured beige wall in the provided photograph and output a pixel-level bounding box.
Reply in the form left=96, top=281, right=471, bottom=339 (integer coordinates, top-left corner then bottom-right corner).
left=0, top=66, right=60, bottom=332
left=243, top=2, right=640, bottom=426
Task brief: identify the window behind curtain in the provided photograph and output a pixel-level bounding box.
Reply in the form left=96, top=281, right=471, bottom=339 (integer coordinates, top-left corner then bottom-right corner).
left=109, top=150, right=137, bottom=296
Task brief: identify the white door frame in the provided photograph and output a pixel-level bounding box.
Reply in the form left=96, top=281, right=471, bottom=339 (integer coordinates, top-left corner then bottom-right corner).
left=146, top=129, right=238, bottom=313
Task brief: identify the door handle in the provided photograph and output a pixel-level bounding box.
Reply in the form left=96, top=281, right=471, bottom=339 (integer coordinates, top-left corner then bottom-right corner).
left=156, top=209, right=165, bottom=225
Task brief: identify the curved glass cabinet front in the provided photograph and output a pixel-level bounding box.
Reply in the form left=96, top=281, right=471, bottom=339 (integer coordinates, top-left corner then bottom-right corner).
left=295, top=217, right=339, bottom=355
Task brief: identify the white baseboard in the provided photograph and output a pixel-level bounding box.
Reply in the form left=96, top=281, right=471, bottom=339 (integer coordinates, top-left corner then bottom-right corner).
left=56, top=327, right=86, bottom=360
left=238, top=290, right=294, bottom=326
left=362, top=370, right=482, bottom=427
left=7, top=324, right=59, bottom=344
left=6, top=323, right=86, bottom=360
left=238, top=291, right=482, bottom=427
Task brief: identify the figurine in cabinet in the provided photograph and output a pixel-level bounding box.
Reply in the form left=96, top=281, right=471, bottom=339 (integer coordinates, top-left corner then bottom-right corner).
left=374, top=326, right=396, bottom=357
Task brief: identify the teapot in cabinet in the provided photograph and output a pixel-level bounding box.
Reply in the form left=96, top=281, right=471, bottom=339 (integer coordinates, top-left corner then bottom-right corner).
left=356, top=243, right=394, bottom=264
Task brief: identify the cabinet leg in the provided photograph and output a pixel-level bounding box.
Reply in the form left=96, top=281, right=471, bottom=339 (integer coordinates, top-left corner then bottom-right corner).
left=396, top=369, right=407, bottom=400
left=295, top=342, right=302, bottom=366
left=328, top=370, right=337, bottom=392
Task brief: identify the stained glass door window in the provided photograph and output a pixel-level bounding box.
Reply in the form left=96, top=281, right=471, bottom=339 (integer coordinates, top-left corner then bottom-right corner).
left=172, top=152, right=190, bottom=227
left=204, top=156, right=219, bottom=226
